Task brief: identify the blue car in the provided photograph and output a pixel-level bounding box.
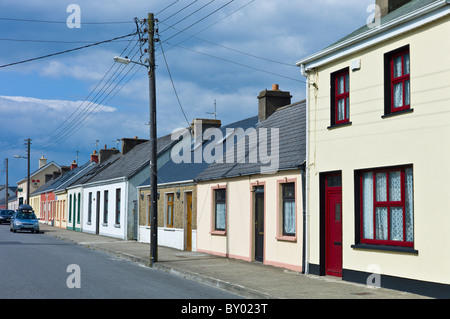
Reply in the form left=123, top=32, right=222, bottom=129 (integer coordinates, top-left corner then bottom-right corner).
left=10, top=205, right=40, bottom=233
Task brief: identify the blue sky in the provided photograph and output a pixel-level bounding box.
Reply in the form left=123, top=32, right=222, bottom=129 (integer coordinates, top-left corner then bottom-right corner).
left=0, top=0, right=373, bottom=185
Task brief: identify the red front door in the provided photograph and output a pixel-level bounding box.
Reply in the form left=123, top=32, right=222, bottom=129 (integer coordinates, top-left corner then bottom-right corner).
left=326, top=187, right=342, bottom=277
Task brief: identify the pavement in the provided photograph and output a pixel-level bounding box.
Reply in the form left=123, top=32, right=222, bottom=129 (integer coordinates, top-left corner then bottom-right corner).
left=39, top=223, right=431, bottom=299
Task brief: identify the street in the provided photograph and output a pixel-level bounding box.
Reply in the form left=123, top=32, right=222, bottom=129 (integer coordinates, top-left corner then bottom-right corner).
left=0, top=224, right=242, bottom=299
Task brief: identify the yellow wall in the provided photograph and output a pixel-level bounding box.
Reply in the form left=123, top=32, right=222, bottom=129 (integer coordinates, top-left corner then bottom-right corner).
left=197, top=171, right=304, bottom=272
left=305, top=15, right=450, bottom=284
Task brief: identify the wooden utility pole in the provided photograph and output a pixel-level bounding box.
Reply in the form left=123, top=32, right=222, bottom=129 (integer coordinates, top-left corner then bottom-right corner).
left=26, top=138, right=31, bottom=205
left=148, top=13, right=158, bottom=267
left=4, top=158, right=8, bottom=210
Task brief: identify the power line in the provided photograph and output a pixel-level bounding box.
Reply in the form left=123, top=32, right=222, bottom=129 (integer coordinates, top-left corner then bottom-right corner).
left=0, top=32, right=137, bottom=69
left=40, top=46, right=143, bottom=151
left=158, top=21, right=296, bottom=67
left=38, top=36, right=143, bottom=150
left=156, top=29, right=190, bottom=128
left=167, top=41, right=306, bottom=84
left=0, top=37, right=133, bottom=44
left=0, top=17, right=133, bottom=24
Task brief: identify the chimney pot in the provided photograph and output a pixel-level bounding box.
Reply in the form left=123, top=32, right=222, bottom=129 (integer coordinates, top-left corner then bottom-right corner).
left=272, top=84, right=279, bottom=91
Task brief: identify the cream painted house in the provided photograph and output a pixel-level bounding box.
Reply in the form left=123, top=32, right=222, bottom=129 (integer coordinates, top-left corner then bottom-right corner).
left=195, top=87, right=307, bottom=272
left=296, top=0, right=450, bottom=297
left=16, top=156, right=62, bottom=213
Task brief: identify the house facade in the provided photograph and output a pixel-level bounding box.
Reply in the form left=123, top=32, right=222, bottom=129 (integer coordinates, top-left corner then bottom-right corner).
left=16, top=156, right=62, bottom=207
left=195, top=87, right=307, bottom=272
left=297, top=0, right=450, bottom=297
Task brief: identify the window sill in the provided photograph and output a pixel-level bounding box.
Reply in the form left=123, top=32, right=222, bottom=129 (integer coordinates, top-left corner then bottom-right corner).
left=351, top=243, right=418, bottom=255
left=102, top=223, right=108, bottom=227
left=114, top=224, right=121, bottom=228
left=327, top=121, right=352, bottom=130
left=276, top=235, right=297, bottom=242
left=86, top=222, right=91, bottom=225
left=382, top=108, right=413, bottom=119
left=210, top=230, right=226, bottom=236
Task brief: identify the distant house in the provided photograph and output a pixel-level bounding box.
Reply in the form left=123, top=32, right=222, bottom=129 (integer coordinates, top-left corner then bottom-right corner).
left=18, top=156, right=63, bottom=215
left=66, top=149, right=120, bottom=232
left=0, top=186, right=17, bottom=209
left=296, top=0, right=450, bottom=297
left=31, top=160, right=97, bottom=228
left=80, top=136, right=176, bottom=240
left=194, top=86, right=307, bottom=272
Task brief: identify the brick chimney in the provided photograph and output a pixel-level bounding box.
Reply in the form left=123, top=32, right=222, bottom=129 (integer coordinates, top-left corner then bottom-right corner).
left=70, top=160, right=78, bottom=170
left=257, top=84, right=292, bottom=122
left=90, top=150, right=99, bottom=163
left=121, top=137, right=149, bottom=155
left=376, top=0, right=412, bottom=18
left=99, top=145, right=120, bottom=163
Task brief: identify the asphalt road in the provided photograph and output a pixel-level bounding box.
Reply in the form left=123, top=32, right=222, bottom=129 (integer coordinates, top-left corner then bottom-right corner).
left=0, top=224, right=243, bottom=299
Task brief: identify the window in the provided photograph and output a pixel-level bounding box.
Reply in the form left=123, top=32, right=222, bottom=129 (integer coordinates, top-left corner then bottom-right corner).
left=115, top=188, right=121, bottom=225
left=166, top=193, right=174, bottom=228
left=103, top=190, right=108, bottom=224
left=214, top=188, right=226, bottom=231
left=68, top=195, right=72, bottom=223
left=96, top=191, right=100, bottom=223
left=282, top=183, right=296, bottom=236
left=77, top=193, right=81, bottom=224
left=88, top=192, right=93, bottom=223
left=359, top=166, right=414, bottom=247
left=330, top=68, right=350, bottom=126
left=384, top=46, right=411, bottom=115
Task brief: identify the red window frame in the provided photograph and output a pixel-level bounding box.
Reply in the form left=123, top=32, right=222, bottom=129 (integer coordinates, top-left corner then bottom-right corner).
left=360, top=166, right=413, bottom=248
left=334, top=70, right=350, bottom=124
left=390, top=49, right=410, bottom=113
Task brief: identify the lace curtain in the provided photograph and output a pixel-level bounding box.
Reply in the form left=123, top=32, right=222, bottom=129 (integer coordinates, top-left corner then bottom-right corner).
left=215, top=203, right=226, bottom=230
left=283, top=200, right=295, bottom=235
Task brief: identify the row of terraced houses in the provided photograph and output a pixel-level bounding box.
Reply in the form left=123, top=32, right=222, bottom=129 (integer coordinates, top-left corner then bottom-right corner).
left=4, top=0, right=450, bottom=298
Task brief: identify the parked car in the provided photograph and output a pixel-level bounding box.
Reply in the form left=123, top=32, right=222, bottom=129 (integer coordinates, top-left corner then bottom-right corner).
left=0, top=210, right=15, bottom=224
left=10, top=205, right=39, bottom=233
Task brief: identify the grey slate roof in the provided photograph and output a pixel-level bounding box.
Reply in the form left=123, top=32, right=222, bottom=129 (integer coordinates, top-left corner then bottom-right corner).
left=139, top=116, right=259, bottom=187
left=195, top=100, right=306, bottom=182
left=86, top=134, right=177, bottom=185
left=31, top=161, right=95, bottom=195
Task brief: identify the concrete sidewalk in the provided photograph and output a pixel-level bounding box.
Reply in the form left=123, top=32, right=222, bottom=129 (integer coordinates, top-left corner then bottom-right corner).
left=39, top=224, right=430, bottom=299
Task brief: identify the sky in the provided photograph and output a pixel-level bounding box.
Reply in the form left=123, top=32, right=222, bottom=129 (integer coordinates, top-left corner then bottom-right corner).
left=0, top=0, right=374, bottom=185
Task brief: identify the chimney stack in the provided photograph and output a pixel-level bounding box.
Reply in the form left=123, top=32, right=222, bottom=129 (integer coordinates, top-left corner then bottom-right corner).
left=90, top=150, right=99, bottom=163
left=121, top=137, right=149, bottom=155
left=191, top=118, right=222, bottom=140
left=99, top=147, right=120, bottom=164
left=70, top=160, right=78, bottom=170
left=257, top=84, right=292, bottom=122
left=375, top=0, right=412, bottom=19
left=39, top=155, right=47, bottom=168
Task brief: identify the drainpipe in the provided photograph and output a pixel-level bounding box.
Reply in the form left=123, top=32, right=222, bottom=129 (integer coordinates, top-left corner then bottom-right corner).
left=301, top=63, right=310, bottom=275
left=301, top=164, right=307, bottom=274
